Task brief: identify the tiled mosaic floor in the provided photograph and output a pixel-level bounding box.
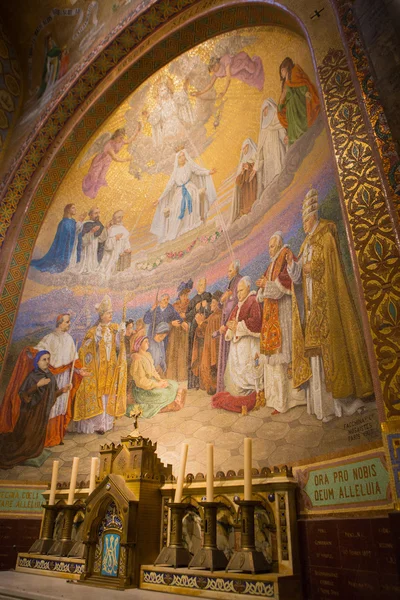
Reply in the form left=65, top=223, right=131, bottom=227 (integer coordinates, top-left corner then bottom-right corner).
left=0, top=387, right=380, bottom=483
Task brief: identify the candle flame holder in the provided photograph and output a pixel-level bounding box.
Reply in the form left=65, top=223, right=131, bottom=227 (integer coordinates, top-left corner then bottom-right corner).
left=189, top=501, right=228, bottom=572
left=226, top=500, right=271, bottom=574
left=47, top=504, right=80, bottom=556
left=154, top=502, right=192, bottom=568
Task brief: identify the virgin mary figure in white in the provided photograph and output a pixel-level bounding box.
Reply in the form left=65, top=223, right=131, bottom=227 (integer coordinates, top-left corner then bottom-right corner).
left=254, top=98, right=287, bottom=197
left=150, top=149, right=217, bottom=243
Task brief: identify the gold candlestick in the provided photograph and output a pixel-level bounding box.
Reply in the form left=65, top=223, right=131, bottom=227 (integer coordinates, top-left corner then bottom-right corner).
left=29, top=504, right=58, bottom=555
left=226, top=500, right=271, bottom=574
left=47, top=505, right=79, bottom=556
left=154, top=502, right=192, bottom=567
left=189, top=502, right=228, bottom=572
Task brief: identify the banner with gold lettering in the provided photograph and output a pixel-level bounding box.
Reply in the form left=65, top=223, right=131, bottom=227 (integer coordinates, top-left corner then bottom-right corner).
left=0, top=485, right=47, bottom=518
left=296, top=450, right=392, bottom=514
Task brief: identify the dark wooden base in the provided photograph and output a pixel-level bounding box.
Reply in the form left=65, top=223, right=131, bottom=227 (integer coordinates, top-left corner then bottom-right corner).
left=47, top=539, right=75, bottom=557
left=189, top=546, right=228, bottom=572
left=68, top=540, right=85, bottom=558
left=226, top=549, right=271, bottom=574
left=28, top=538, right=54, bottom=555
left=154, top=545, right=192, bottom=567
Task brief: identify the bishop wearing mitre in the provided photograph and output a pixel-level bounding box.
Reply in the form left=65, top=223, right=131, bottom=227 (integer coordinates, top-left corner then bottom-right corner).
left=73, top=295, right=127, bottom=434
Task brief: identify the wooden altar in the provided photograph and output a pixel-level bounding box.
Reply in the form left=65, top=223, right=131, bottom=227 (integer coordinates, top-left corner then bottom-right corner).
left=16, top=435, right=302, bottom=599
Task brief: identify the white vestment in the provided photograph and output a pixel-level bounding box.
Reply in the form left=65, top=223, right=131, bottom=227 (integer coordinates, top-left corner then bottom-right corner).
left=254, top=99, right=287, bottom=197
left=74, top=224, right=107, bottom=274
left=35, top=330, right=78, bottom=419
left=99, top=224, right=131, bottom=277
left=150, top=150, right=217, bottom=243
left=288, top=221, right=364, bottom=420
left=224, top=291, right=260, bottom=396
left=148, top=90, right=194, bottom=147
left=257, top=246, right=305, bottom=413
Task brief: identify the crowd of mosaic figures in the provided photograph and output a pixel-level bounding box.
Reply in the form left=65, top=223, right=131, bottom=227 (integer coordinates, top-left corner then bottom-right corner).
left=0, top=187, right=374, bottom=469
left=0, top=56, right=375, bottom=468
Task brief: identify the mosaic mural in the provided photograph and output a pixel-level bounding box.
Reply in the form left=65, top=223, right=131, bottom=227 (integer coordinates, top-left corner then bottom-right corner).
left=0, top=26, right=381, bottom=482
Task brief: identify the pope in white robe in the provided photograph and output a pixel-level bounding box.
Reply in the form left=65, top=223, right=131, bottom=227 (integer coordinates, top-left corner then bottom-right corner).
left=150, top=149, right=217, bottom=243
left=254, top=99, right=287, bottom=197
left=99, top=210, right=131, bottom=277
left=223, top=277, right=262, bottom=396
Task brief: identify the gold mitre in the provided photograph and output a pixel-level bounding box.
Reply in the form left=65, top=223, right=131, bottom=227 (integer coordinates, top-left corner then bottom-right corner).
left=95, top=294, right=112, bottom=315
left=302, top=188, right=319, bottom=219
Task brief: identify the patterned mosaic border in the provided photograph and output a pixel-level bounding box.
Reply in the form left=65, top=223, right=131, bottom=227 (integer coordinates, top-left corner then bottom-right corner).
left=142, top=569, right=276, bottom=597
left=17, top=554, right=85, bottom=576
left=318, top=48, right=400, bottom=422
left=334, top=0, right=400, bottom=214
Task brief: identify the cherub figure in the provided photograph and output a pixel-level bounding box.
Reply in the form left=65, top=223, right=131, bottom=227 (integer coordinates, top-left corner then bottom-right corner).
left=80, top=125, right=141, bottom=199
left=191, top=51, right=264, bottom=100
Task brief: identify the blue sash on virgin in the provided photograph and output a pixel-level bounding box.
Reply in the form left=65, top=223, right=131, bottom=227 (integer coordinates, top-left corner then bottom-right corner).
left=178, top=181, right=193, bottom=220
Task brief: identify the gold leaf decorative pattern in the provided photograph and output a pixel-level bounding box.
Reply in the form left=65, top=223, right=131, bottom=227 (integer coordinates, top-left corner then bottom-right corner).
left=318, top=49, right=400, bottom=420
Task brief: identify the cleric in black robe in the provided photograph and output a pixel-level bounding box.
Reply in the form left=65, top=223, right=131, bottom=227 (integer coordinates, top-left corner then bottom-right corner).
left=186, top=278, right=212, bottom=389
left=76, top=207, right=106, bottom=265
left=0, top=351, right=71, bottom=469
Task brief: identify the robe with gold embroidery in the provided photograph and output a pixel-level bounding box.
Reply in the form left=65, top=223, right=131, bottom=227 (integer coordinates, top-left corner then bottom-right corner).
left=73, top=323, right=126, bottom=423
left=290, top=219, right=372, bottom=399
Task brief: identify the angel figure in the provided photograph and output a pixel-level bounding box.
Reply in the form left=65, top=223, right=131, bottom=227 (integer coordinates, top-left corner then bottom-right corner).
left=191, top=51, right=264, bottom=100
left=81, top=124, right=141, bottom=199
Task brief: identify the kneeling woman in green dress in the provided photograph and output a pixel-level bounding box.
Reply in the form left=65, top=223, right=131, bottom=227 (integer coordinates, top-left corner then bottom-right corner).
left=130, top=335, right=185, bottom=418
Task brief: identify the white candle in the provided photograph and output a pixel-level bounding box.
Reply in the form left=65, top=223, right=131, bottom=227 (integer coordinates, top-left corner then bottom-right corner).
left=48, top=460, right=59, bottom=506
left=206, top=443, right=214, bottom=502
left=88, top=457, right=99, bottom=495
left=67, top=457, right=80, bottom=505
left=174, top=443, right=189, bottom=503
left=244, top=438, right=252, bottom=501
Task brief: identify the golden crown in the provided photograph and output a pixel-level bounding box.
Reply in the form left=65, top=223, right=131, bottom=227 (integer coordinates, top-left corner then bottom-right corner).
left=174, top=142, right=186, bottom=153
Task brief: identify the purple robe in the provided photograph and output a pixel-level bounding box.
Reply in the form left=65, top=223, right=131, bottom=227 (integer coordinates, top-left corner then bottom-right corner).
left=216, top=273, right=242, bottom=392
left=82, top=139, right=125, bottom=199
left=215, top=52, right=264, bottom=91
